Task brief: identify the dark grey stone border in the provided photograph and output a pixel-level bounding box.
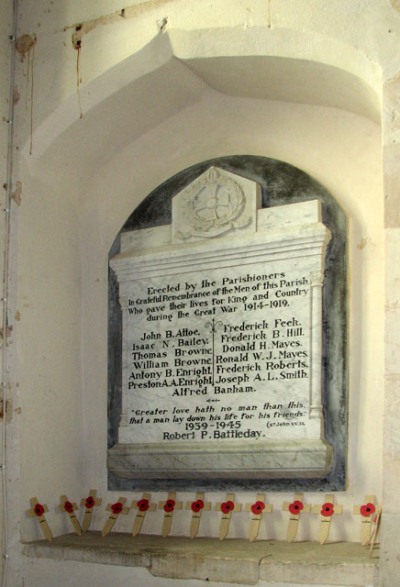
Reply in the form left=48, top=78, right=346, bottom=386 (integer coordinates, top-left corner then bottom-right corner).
left=108, top=155, right=347, bottom=492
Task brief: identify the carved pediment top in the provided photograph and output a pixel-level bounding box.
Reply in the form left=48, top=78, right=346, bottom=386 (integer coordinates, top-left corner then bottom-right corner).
left=172, top=166, right=260, bottom=243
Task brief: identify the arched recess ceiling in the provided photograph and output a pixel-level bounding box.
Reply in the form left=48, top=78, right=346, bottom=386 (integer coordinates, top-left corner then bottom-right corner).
left=31, top=28, right=381, bottom=184
left=180, top=56, right=380, bottom=124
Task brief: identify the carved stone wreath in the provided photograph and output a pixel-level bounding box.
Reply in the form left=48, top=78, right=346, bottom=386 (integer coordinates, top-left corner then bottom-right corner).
left=182, top=168, right=247, bottom=238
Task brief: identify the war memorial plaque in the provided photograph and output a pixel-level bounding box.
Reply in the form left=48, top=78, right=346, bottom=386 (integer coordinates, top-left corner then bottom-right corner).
left=108, top=167, right=333, bottom=480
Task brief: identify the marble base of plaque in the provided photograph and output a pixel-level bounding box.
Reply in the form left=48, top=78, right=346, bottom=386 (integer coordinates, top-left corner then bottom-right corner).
left=108, top=439, right=332, bottom=479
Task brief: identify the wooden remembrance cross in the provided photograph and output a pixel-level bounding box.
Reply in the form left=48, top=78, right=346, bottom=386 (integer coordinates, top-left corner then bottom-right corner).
left=245, top=493, right=273, bottom=541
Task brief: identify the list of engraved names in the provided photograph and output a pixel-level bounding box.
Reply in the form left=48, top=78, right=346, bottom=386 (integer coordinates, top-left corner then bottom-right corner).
left=122, top=263, right=313, bottom=444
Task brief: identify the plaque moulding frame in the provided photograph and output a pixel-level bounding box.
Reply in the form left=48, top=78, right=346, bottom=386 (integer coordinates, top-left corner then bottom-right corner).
left=108, top=167, right=333, bottom=482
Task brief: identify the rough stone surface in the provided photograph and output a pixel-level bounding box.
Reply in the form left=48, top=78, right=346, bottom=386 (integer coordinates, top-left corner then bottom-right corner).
left=23, top=533, right=378, bottom=586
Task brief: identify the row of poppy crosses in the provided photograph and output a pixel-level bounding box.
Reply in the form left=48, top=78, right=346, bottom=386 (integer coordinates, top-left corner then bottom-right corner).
left=28, top=490, right=380, bottom=547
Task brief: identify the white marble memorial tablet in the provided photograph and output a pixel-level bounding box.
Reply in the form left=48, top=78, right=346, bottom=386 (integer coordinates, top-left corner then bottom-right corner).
left=108, top=167, right=333, bottom=480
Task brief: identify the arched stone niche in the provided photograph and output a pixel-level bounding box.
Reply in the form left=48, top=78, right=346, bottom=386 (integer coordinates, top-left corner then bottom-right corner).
left=107, top=155, right=346, bottom=492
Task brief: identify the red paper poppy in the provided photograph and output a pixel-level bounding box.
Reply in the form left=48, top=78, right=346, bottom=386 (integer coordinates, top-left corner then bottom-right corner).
left=191, top=499, right=205, bottom=513
left=137, top=498, right=150, bottom=512
left=85, top=496, right=95, bottom=509
left=288, top=500, right=304, bottom=515
left=221, top=500, right=235, bottom=514
left=163, top=499, right=175, bottom=513
left=321, top=502, right=334, bottom=517
left=64, top=500, right=74, bottom=514
left=251, top=501, right=266, bottom=515
left=360, top=503, right=376, bottom=517
left=34, top=503, right=45, bottom=517
left=111, top=501, right=123, bottom=515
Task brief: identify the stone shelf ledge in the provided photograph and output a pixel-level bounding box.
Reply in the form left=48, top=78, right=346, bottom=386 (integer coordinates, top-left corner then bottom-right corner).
left=22, top=533, right=379, bottom=586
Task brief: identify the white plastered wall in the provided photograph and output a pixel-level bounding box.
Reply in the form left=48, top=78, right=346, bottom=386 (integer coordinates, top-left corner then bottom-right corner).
left=5, top=0, right=400, bottom=585
left=74, top=88, right=385, bottom=542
